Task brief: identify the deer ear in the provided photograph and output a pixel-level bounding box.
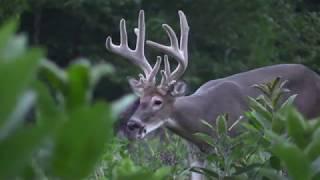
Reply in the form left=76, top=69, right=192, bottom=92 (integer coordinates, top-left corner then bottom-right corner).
left=171, top=81, right=187, bottom=97
left=128, top=77, right=143, bottom=96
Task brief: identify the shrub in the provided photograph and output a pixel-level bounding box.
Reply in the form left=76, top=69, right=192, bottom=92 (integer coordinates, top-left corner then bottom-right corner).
left=0, top=21, right=170, bottom=180
left=191, top=77, right=320, bottom=180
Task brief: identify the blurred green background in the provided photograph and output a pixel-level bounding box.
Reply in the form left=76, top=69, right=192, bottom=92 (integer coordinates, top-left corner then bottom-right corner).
left=2, top=0, right=320, bottom=99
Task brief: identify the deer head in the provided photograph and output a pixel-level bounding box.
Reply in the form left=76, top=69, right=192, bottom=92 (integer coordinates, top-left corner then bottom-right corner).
left=105, top=10, right=189, bottom=139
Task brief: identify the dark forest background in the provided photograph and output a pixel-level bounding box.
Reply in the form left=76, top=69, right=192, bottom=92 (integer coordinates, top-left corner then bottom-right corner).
left=1, top=0, right=320, bottom=99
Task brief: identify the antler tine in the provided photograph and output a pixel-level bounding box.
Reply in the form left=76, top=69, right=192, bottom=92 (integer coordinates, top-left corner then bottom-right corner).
left=179, top=11, right=189, bottom=62
left=159, top=55, right=175, bottom=89
left=136, top=10, right=146, bottom=58
left=147, top=56, right=162, bottom=83
left=146, top=10, right=189, bottom=82
left=105, top=10, right=152, bottom=77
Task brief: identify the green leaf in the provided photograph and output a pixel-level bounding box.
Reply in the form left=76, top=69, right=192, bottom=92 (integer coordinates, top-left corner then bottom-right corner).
left=0, top=20, right=17, bottom=51
left=216, top=114, right=228, bottom=136
left=111, top=157, right=169, bottom=180
left=38, top=60, right=67, bottom=95
left=153, top=166, right=171, bottom=179
left=65, top=62, right=90, bottom=110
left=233, top=163, right=264, bottom=176
left=252, top=83, right=269, bottom=96
left=33, top=81, right=60, bottom=119
left=264, top=129, right=285, bottom=144
left=286, top=108, right=308, bottom=148
left=305, top=128, right=320, bottom=161
left=51, top=102, right=113, bottom=179
left=280, top=94, right=297, bottom=110
left=0, top=48, right=43, bottom=126
left=112, top=158, right=140, bottom=179
left=0, top=116, right=58, bottom=179
left=193, top=132, right=215, bottom=148
left=271, top=116, right=285, bottom=134
left=272, top=142, right=311, bottom=180
left=248, top=97, right=273, bottom=122
left=0, top=91, right=36, bottom=140
left=270, top=77, right=281, bottom=92
left=272, top=89, right=285, bottom=109
left=244, top=111, right=264, bottom=131
left=252, top=110, right=272, bottom=129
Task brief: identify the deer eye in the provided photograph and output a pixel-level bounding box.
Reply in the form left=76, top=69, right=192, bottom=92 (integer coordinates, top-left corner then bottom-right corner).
left=154, top=100, right=162, bottom=106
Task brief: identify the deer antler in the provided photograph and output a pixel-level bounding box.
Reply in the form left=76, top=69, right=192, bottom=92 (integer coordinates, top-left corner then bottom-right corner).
left=158, top=55, right=176, bottom=90
left=146, top=10, right=189, bottom=88
left=105, top=10, right=159, bottom=87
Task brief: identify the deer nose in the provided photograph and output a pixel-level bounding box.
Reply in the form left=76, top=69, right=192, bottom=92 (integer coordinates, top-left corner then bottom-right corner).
left=127, top=120, right=143, bottom=131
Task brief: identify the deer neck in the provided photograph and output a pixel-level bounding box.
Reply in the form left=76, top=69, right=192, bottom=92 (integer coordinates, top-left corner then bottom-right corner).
left=164, top=96, right=211, bottom=148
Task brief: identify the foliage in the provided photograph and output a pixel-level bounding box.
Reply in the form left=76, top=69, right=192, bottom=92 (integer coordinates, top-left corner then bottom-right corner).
left=0, top=19, right=113, bottom=179
left=127, top=130, right=190, bottom=179
left=246, top=78, right=320, bottom=180
left=190, top=78, right=320, bottom=180
left=38, top=57, right=114, bottom=111
left=0, top=21, right=170, bottom=179
left=90, top=138, right=171, bottom=180
left=89, top=127, right=190, bottom=180
left=191, top=115, right=269, bottom=179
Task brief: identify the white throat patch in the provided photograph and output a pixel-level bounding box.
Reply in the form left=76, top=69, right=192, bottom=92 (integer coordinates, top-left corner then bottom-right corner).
left=166, top=118, right=180, bottom=128
left=138, top=118, right=180, bottom=139
left=145, top=120, right=166, bottom=135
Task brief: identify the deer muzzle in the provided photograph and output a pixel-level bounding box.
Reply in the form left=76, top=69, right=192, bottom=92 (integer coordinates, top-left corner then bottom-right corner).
left=127, top=120, right=142, bottom=131
left=127, top=118, right=146, bottom=133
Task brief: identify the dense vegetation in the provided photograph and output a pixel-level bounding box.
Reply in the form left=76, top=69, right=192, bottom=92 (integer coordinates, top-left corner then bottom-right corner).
left=0, top=0, right=320, bottom=179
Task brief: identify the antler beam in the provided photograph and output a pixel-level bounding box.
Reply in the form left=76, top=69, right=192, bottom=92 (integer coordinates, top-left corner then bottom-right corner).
left=146, top=10, right=190, bottom=83
left=106, top=10, right=159, bottom=85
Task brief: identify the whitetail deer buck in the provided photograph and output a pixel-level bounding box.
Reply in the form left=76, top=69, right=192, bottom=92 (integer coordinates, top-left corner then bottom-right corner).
left=106, top=10, right=320, bottom=179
